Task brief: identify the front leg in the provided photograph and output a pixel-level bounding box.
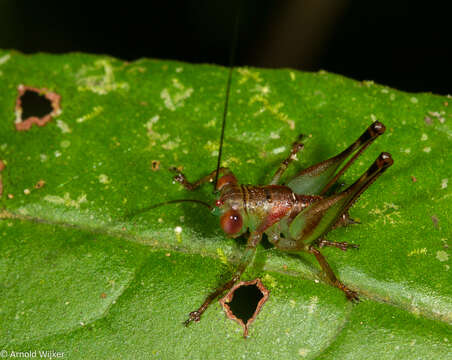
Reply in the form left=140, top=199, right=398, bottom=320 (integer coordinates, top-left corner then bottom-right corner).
left=170, top=167, right=230, bottom=191
left=184, top=232, right=262, bottom=326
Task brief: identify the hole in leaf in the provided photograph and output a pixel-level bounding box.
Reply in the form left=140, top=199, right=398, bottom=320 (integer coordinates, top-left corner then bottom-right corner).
left=20, top=90, right=53, bottom=119
left=227, top=284, right=263, bottom=324
left=220, top=278, right=269, bottom=338
left=15, top=85, right=61, bottom=131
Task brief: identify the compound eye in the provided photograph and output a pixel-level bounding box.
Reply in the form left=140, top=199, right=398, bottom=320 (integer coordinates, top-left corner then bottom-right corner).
left=220, top=209, right=243, bottom=235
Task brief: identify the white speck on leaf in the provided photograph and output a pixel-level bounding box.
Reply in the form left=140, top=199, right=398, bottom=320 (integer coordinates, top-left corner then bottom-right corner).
left=160, top=78, right=193, bottom=111
left=421, top=133, right=428, bottom=141
left=249, top=94, right=294, bottom=129
left=407, top=248, right=427, bottom=256
left=0, top=54, right=11, bottom=66
left=307, top=296, right=318, bottom=314
left=76, top=60, right=129, bottom=94
left=441, top=178, right=448, bottom=189
left=237, top=68, right=263, bottom=84
left=162, top=138, right=181, bottom=150
left=44, top=193, right=87, bottom=208
left=99, top=174, right=111, bottom=184
left=436, top=250, right=449, bottom=262
left=423, top=147, right=431, bottom=153
left=76, top=106, right=104, bottom=123
left=145, top=115, right=172, bottom=148
left=56, top=119, right=72, bottom=133
left=298, top=348, right=310, bottom=357
left=204, top=118, right=216, bottom=128
left=251, top=84, right=271, bottom=96
left=272, top=146, right=286, bottom=154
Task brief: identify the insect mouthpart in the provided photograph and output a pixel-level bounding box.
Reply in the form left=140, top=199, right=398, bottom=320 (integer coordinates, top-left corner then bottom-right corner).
left=211, top=205, right=222, bottom=217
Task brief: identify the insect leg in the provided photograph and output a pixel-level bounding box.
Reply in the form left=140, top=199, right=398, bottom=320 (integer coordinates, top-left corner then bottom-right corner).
left=331, top=212, right=361, bottom=229
left=281, top=153, right=392, bottom=300
left=287, top=121, right=385, bottom=195
left=270, top=134, right=305, bottom=185
left=184, top=232, right=262, bottom=326
left=170, top=167, right=230, bottom=191
left=308, top=245, right=359, bottom=301
left=317, top=237, right=359, bottom=251
left=288, top=152, right=393, bottom=247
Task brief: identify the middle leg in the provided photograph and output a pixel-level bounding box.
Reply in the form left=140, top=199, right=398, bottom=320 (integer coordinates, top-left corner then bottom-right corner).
left=270, top=134, right=305, bottom=185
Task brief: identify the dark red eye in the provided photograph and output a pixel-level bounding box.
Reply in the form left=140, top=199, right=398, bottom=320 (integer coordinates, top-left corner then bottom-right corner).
left=220, top=210, right=243, bottom=235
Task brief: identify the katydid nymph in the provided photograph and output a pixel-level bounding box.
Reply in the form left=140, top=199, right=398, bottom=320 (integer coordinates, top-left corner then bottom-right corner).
left=131, top=14, right=394, bottom=328
left=169, top=117, right=393, bottom=326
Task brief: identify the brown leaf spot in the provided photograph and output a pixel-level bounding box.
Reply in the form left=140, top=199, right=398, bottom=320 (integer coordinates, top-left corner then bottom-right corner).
left=431, top=215, right=439, bottom=228
left=151, top=160, right=160, bottom=171
left=220, top=278, right=269, bottom=338
left=34, top=180, right=46, bottom=189
left=15, top=85, right=62, bottom=131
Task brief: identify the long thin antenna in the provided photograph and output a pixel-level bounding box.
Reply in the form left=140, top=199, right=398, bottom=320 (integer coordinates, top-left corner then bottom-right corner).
left=213, top=8, right=241, bottom=191
left=124, top=199, right=213, bottom=219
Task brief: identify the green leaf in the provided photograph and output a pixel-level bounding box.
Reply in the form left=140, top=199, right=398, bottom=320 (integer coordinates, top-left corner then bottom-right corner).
left=0, top=50, right=450, bottom=359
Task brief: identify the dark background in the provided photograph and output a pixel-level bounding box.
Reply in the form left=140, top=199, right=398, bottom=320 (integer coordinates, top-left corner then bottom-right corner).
left=0, top=0, right=450, bottom=94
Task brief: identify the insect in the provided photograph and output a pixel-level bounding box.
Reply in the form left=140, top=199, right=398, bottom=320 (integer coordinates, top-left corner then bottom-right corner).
left=132, top=11, right=394, bottom=328
left=169, top=119, right=393, bottom=326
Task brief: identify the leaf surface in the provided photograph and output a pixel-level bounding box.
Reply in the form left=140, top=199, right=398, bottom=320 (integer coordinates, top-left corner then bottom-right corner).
left=0, top=50, right=450, bottom=359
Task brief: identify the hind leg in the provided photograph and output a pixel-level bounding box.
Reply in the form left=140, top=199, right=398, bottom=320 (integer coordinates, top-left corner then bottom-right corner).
left=286, top=121, right=386, bottom=195
left=308, top=246, right=359, bottom=301
left=317, top=238, right=359, bottom=251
